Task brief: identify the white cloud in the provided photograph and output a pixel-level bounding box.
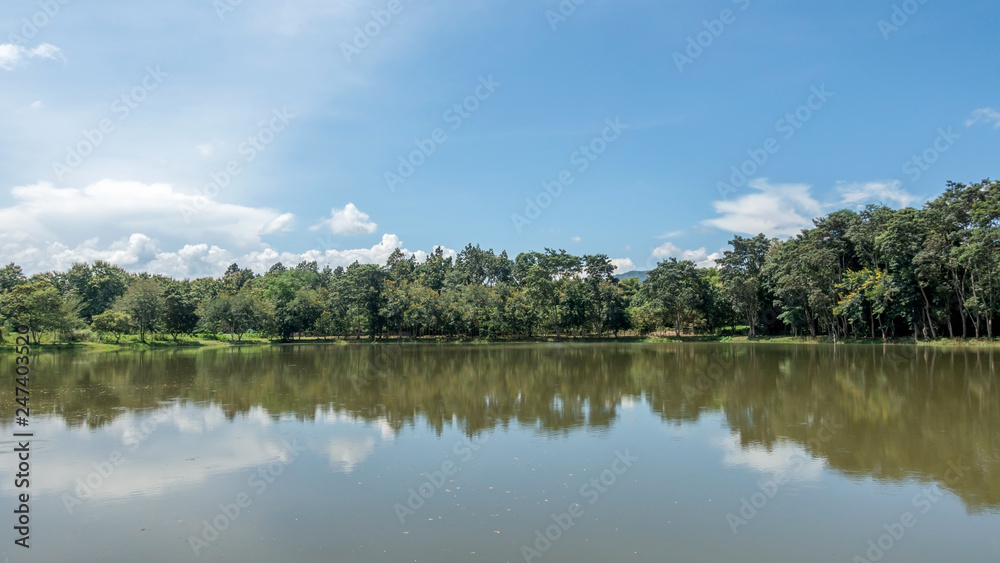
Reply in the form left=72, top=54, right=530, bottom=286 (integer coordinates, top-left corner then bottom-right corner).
left=0, top=44, right=21, bottom=69
left=0, top=404, right=293, bottom=500
left=3, top=229, right=458, bottom=280
left=704, top=178, right=922, bottom=242
left=651, top=242, right=721, bottom=269
left=571, top=236, right=582, bottom=243
left=0, top=42, right=63, bottom=70
left=59, top=233, right=452, bottom=278
left=196, top=143, right=214, bottom=157
left=5, top=235, right=177, bottom=275
left=261, top=213, right=296, bottom=234
left=656, top=230, right=685, bottom=239
left=0, top=179, right=295, bottom=251
left=610, top=258, right=635, bottom=274
left=287, top=234, right=456, bottom=272
left=0, top=179, right=428, bottom=278
left=651, top=242, right=682, bottom=259
left=718, top=433, right=825, bottom=482
left=29, top=42, right=62, bottom=60
left=966, top=107, right=1000, bottom=129
left=310, top=203, right=377, bottom=235
left=702, top=178, right=823, bottom=238
left=836, top=180, right=919, bottom=209
left=144, top=244, right=236, bottom=278
left=326, top=436, right=376, bottom=473
left=29, top=100, right=43, bottom=110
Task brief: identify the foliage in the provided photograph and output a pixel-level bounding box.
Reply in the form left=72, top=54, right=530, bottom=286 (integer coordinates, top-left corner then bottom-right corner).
left=0, top=179, right=997, bottom=343
left=92, top=310, right=132, bottom=343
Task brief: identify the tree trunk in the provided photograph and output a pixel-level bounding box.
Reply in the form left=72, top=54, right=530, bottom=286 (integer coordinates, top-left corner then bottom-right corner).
left=919, top=287, right=937, bottom=339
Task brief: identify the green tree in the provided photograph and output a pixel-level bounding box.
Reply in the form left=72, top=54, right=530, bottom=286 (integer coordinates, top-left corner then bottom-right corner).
left=336, top=262, right=386, bottom=340
left=263, top=268, right=322, bottom=340
left=202, top=292, right=269, bottom=341
left=117, top=278, right=164, bottom=342
left=0, top=281, right=65, bottom=344
left=92, top=310, right=132, bottom=343
left=220, top=263, right=256, bottom=295
left=641, top=259, right=706, bottom=336
left=61, top=261, right=129, bottom=322
left=717, top=234, right=772, bottom=338
left=0, top=263, right=27, bottom=293
left=162, top=283, right=199, bottom=342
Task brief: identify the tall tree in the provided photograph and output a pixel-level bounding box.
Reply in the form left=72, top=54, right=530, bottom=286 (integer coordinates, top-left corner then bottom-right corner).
left=162, top=282, right=200, bottom=342
left=717, top=234, right=771, bottom=338
left=117, top=277, right=164, bottom=342
left=202, top=292, right=268, bottom=341
left=0, top=281, right=66, bottom=344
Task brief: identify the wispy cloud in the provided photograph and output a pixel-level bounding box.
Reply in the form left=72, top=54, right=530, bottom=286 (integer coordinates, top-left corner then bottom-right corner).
left=0, top=43, right=64, bottom=70
left=701, top=179, right=823, bottom=238
left=966, top=107, right=1000, bottom=129
left=651, top=242, right=722, bottom=269
left=656, top=230, right=685, bottom=239
left=835, top=180, right=919, bottom=209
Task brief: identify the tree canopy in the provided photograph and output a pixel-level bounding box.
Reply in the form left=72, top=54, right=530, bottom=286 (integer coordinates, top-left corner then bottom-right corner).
left=1, top=179, right=997, bottom=344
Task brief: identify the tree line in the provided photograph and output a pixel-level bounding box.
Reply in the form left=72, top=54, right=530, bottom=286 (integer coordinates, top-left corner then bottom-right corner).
left=1, top=179, right=996, bottom=344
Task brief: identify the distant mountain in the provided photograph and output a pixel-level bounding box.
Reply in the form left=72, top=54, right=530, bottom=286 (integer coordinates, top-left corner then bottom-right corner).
left=614, top=270, right=648, bottom=283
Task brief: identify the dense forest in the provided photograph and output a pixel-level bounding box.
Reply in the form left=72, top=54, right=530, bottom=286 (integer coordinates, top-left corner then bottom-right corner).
left=2, top=179, right=997, bottom=344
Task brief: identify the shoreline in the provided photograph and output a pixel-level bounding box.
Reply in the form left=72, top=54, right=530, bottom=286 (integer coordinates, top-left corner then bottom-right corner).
left=8, top=334, right=1000, bottom=352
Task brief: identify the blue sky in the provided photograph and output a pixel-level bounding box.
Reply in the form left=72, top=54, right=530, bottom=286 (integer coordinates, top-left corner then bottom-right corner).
left=1, top=0, right=998, bottom=277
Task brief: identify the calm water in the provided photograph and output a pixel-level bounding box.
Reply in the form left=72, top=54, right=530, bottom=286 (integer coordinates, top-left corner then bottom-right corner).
left=2, top=343, right=998, bottom=562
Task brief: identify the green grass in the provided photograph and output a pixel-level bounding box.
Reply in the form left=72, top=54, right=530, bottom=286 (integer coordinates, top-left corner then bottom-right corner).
left=5, top=332, right=999, bottom=352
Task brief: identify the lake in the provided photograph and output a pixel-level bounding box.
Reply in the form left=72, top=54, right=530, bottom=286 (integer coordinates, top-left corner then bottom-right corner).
left=2, top=343, right=998, bottom=562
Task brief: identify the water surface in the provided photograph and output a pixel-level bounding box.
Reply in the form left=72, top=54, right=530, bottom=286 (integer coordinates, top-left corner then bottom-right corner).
left=2, top=343, right=998, bottom=562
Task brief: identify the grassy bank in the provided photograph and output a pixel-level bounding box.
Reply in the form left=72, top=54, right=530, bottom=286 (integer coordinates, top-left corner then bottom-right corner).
left=6, top=332, right=1000, bottom=352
